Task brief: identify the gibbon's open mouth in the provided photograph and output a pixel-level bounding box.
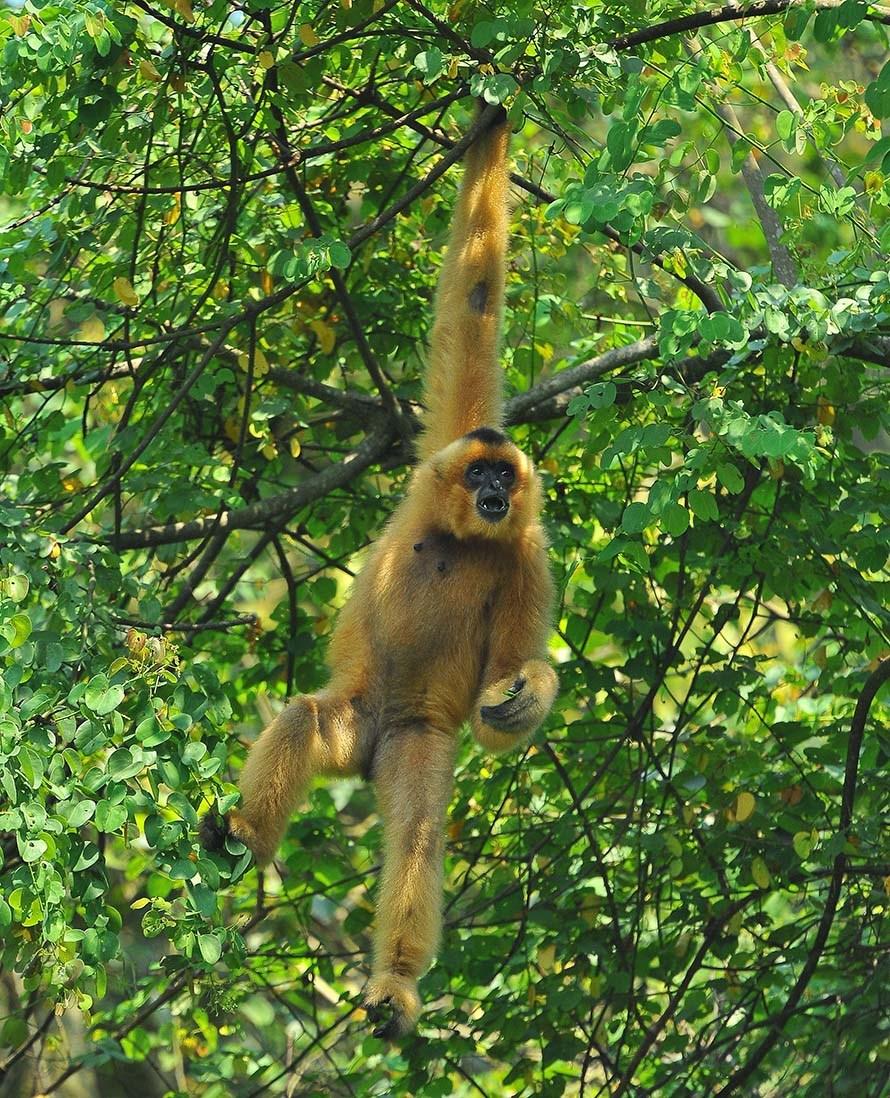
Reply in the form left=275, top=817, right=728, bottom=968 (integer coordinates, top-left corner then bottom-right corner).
left=477, top=493, right=508, bottom=521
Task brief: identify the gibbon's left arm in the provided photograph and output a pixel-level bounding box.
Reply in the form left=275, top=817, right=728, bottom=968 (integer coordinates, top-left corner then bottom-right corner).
left=417, top=107, right=511, bottom=462
left=471, top=550, right=558, bottom=752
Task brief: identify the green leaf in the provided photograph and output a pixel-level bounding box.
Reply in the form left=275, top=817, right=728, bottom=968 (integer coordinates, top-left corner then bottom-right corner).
left=776, top=110, right=794, bottom=143
left=107, top=748, right=141, bottom=781
left=661, top=502, right=689, bottom=537
left=198, top=932, right=223, bottom=965
left=621, top=501, right=651, bottom=534
left=66, top=799, right=96, bottom=827
left=328, top=241, right=351, bottom=269
left=751, top=856, right=771, bottom=889
left=413, top=48, right=444, bottom=83
left=2, top=574, right=29, bottom=602
left=688, top=490, right=719, bottom=522
left=793, top=831, right=814, bottom=859
left=7, top=612, right=32, bottom=648
left=18, top=836, right=47, bottom=863
left=716, top=463, right=745, bottom=494
left=95, top=800, right=128, bottom=832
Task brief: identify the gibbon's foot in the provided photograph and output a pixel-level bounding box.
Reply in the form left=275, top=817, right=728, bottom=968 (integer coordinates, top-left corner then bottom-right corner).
left=363, top=974, right=421, bottom=1039
left=198, top=810, right=230, bottom=854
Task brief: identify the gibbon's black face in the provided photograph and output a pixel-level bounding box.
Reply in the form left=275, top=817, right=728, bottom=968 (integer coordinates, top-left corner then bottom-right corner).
left=464, top=456, right=516, bottom=523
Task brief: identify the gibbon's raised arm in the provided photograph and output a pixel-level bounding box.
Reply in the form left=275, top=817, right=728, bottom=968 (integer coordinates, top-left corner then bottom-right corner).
left=417, top=110, right=511, bottom=462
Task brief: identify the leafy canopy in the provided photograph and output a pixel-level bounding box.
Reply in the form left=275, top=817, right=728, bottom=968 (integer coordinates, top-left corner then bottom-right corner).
left=1, top=1, right=889, bottom=1095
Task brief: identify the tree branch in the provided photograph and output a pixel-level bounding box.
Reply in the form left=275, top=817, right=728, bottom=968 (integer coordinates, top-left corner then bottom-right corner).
left=609, top=0, right=890, bottom=51
left=107, top=421, right=395, bottom=549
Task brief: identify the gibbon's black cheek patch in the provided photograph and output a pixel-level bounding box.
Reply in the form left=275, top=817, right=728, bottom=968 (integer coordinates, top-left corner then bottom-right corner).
left=469, top=279, right=489, bottom=314
left=198, top=811, right=230, bottom=854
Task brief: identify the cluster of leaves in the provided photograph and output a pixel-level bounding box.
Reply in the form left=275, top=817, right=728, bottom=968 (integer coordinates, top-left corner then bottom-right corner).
left=1, top=1, right=889, bottom=1096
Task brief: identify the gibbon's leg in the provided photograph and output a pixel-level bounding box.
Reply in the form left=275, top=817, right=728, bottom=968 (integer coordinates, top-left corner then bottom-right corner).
left=201, top=693, right=361, bottom=867
left=362, top=729, right=456, bottom=1038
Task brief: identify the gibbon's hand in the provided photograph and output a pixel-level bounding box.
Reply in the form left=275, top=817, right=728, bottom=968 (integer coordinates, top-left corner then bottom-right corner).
left=479, top=676, right=532, bottom=731
left=363, top=974, right=422, bottom=1040
left=198, top=810, right=231, bottom=854
left=474, top=659, right=558, bottom=751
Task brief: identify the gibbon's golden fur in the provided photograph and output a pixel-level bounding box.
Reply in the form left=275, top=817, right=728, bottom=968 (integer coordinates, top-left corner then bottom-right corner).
left=201, top=108, right=557, bottom=1038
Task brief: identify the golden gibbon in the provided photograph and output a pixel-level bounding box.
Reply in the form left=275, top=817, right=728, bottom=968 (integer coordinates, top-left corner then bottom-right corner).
left=201, top=107, right=557, bottom=1038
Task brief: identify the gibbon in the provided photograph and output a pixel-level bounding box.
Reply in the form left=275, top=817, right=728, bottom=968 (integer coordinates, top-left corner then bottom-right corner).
left=201, top=107, right=557, bottom=1038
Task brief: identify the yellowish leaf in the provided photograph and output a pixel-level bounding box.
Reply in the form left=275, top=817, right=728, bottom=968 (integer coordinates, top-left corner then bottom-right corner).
left=258, top=51, right=275, bottom=70
left=751, top=856, right=771, bottom=889
left=139, top=58, right=163, bottom=83
left=10, top=14, right=31, bottom=35
left=729, top=791, right=755, bottom=823
left=289, top=437, right=302, bottom=459
left=792, top=831, right=814, bottom=859
left=78, top=315, right=106, bottom=343
left=236, top=348, right=269, bottom=376
left=817, top=395, right=836, bottom=425
left=131, top=897, right=151, bottom=910
left=448, top=56, right=459, bottom=79
left=174, top=0, right=195, bottom=22
left=537, top=943, right=556, bottom=973
left=261, top=443, right=277, bottom=460
left=164, top=193, right=181, bottom=226
left=779, top=783, right=803, bottom=805
left=310, top=319, right=336, bottom=354
left=299, top=23, right=320, bottom=46
left=113, top=276, right=139, bottom=307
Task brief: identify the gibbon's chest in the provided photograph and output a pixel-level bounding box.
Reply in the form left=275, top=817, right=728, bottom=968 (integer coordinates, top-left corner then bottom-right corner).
left=369, top=529, right=505, bottom=655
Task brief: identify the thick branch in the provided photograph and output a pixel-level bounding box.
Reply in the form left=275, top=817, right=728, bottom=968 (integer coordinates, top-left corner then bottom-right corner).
left=715, top=103, right=798, bottom=289
left=108, top=422, right=394, bottom=549
left=505, top=335, right=659, bottom=420
left=609, top=0, right=890, bottom=51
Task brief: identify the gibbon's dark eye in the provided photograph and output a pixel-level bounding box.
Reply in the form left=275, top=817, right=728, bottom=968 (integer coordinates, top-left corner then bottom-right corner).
left=496, top=463, right=515, bottom=483
left=467, top=463, right=486, bottom=481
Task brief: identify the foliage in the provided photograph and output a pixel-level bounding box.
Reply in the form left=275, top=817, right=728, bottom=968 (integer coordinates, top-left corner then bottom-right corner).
left=1, top=1, right=889, bottom=1095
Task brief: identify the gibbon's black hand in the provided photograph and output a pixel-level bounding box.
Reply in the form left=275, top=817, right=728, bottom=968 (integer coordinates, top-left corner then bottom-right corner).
left=366, top=998, right=403, bottom=1040
left=198, top=810, right=231, bottom=854
left=479, top=678, right=534, bottom=731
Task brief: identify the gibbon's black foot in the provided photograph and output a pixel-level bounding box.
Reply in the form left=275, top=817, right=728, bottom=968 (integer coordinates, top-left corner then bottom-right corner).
left=366, top=997, right=402, bottom=1041
left=479, top=678, right=532, bottom=731
left=198, top=810, right=231, bottom=854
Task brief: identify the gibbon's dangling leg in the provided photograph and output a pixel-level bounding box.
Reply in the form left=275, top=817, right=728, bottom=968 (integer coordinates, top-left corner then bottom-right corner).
left=418, top=106, right=511, bottom=461
left=362, top=729, right=456, bottom=1038
left=200, top=693, right=362, bottom=867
